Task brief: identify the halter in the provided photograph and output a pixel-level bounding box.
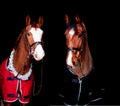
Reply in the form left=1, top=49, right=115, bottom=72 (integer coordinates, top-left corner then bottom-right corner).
left=24, top=32, right=45, bottom=96
left=24, top=32, right=43, bottom=55
left=66, top=22, right=87, bottom=53
left=67, top=33, right=86, bottom=54
left=16, top=32, right=43, bottom=76
left=66, top=26, right=87, bottom=78
left=8, top=30, right=44, bottom=80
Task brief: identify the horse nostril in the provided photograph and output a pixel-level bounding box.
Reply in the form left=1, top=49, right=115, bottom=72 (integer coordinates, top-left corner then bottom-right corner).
left=73, top=61, right=78, bottom=66
left=73, top=61, right=75, bottom=65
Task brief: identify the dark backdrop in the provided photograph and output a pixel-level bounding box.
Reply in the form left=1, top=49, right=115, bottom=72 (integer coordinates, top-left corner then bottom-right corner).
left=0, top=0, right=119, bottom=105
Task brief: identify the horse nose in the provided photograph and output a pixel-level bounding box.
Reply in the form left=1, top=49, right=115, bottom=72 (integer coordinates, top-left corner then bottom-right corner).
left=35, top=51, right=45, bottom=60
left=33, top=45, right=45, bottom=61
left=66, top=51, right=74, bottom=67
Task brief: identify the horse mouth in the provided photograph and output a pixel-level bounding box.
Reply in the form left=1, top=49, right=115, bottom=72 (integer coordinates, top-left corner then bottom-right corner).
left=33, top=52, right=45, bottom=61
left=67, top=63, right=76, bottom=69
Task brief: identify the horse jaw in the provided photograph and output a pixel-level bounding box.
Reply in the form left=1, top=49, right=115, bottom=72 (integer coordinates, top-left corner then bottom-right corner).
left=33, top=45, right=45, bottom=61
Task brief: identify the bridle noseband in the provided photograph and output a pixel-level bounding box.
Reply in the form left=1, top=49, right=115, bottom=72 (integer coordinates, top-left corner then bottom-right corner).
left=67, top=33, right=85, bottom=53
left=25, top=32, right=43, bottom=55
left=13, top=32, right=44, bottom=78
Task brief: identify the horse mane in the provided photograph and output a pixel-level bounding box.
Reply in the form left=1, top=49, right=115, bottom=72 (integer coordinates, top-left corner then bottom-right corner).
left=80, top=35, right=93, bottom=74
left=14, top=28, right=27, bottom=50
left=77, top=16, right=93, bottom=75
left=75, top=19, right=93, bottom=75
left=65, top=14, right=93, bottom=77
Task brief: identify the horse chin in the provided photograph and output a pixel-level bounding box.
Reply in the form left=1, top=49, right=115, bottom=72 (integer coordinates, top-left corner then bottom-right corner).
left=66, top=62, right=75, bottom=69
left=33, top=45, right=45, bottom=61
left=33, top=52, right=45, bottom=61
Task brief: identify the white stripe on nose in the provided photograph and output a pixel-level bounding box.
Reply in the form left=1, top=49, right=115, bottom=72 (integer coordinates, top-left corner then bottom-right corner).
left=30, top=27, right=45, bottom=61
left=66, top=51, right=74, bottom=67
left=33, top=45, right=45, bottom=61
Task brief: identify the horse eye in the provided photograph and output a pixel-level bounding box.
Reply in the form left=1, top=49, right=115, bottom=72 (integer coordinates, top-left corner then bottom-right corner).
left=27, top=33, right=30, bottom=36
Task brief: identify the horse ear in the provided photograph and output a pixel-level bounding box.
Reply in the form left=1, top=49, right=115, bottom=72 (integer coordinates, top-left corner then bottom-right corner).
left=26, top=15, right=31, bottom=26
left=75, top=14, right=81, bottom=24
left=64, top=14, right=69, bottom=25
left=37, top=16, right=44, bottom=28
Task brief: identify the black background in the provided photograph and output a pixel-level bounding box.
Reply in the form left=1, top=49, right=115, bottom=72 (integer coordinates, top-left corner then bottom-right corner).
left=0, top=0, right=119, bottom=105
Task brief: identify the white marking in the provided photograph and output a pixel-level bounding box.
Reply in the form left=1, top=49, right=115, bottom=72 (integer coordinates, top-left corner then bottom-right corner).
left=33, top=44, right=45, bottom=61
left=7, top=49, right=32, bottom=80
left=69, top=28, right=75, bottom=37
left=30, top=27, right=45, bottom=61
left=66, top=51, right=74, bottom=67
left=30, top=28, right=43, bottom=42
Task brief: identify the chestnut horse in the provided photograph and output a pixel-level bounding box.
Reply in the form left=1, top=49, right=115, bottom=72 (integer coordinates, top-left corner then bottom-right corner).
left=60, top=14, right=93, bottom=105
left=0, top=15, right=45, bottom=106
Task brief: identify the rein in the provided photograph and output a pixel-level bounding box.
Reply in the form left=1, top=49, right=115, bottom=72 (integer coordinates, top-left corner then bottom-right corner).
left=8, top=32, right=44, bottom=95
left=7, top=49, right=32, bottom=80
left=32, top=41, right=44, bottom=96
left=32, top=59, right=44, bottom=96
left=14, top=34, right=34, bottom=78
left=9, top=33, right=43, bottom=79
left=24, top=33, right=44, bottom=96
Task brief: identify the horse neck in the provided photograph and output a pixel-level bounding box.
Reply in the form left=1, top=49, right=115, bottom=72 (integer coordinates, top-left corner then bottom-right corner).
left=76, top=41, right=93, bottom=78
left=67, top=39, right=93, bottom=78
left=13, top=35, right=32, bottom=75
left=80, top=41, right=93, bottom=73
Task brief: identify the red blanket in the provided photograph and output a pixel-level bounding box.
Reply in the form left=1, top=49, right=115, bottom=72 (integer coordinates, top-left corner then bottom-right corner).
left=0, top=58, right=34, bottom=104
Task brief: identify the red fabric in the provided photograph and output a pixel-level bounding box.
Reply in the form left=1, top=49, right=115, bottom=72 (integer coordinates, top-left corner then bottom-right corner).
left=0, top=58, right=34, bottom=104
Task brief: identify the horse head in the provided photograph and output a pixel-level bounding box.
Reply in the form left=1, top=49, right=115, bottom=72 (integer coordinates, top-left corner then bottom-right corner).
left=64, top=14, right=93, bottom=78
left=25, top=15, right=45, bottom=61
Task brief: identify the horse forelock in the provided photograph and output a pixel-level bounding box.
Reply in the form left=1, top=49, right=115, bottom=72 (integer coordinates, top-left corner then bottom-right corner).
left=31, top=22, right=39, bottom=29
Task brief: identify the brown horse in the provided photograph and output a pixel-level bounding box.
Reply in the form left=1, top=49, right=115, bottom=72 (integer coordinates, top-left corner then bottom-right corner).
left=60, top=14, right=93, bottom=105
left=0, top=15, right=45, bottom=106
left=65, top=14, right=93, bottom=78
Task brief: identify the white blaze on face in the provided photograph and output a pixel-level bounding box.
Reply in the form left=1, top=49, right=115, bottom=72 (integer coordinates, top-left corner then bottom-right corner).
left=66, top=28, right=75, bottom=67
left=66, top=51, right=74, bottom=67
left=69, top=28, right=75, bottom=37
left=30, top=28, right=45, bottom=61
